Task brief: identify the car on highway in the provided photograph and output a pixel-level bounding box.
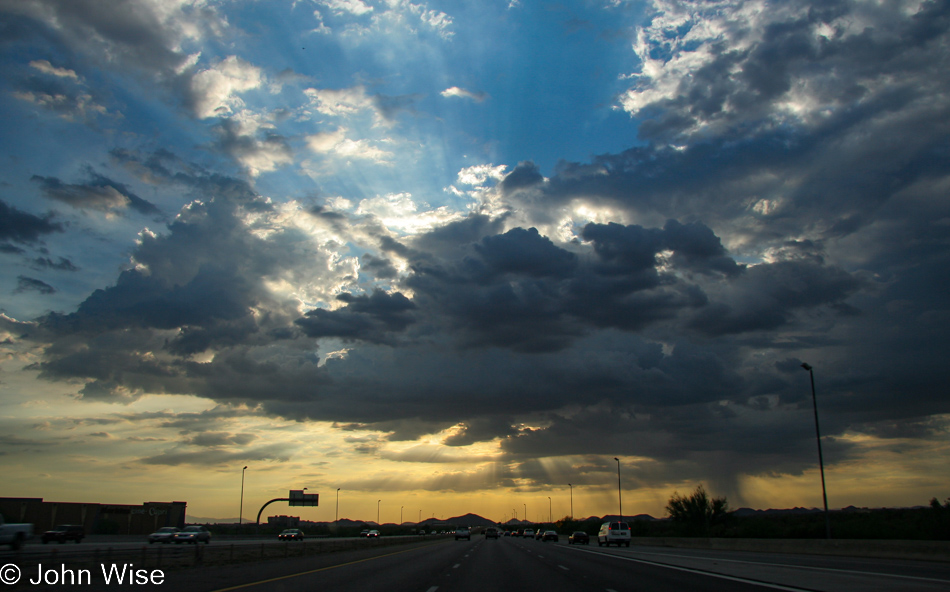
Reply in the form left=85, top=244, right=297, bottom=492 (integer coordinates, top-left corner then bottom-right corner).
left=454, top=527, right=471, bottom=540
left=41, top=524, right=84, bottom=544
left=174, top=525, right=211, bottom=544
left=521, top=528, right=534, bottom=539
left=534, top=529, right=545, bottom=540
left=568, top=531, right=589, bottom=545
left=278, top=529, right=304, bottom=541
left=359, top=529, right=370, bottom=537
left=597, top=521, right=631, bottom=547
left=484, top=527, right=499, bottom=539
left=0, top=517, right=32, bottom=550
left=147, top=527, right=180, bottom=544
left=541, top=530, right=559, bottom=542
left=366, top=530, right=380, bottom=538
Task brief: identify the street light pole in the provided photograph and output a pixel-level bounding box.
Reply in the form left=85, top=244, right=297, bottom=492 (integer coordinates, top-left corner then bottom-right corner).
left=614, top=457, right=623, bottom=523
left=548, top=496, right=552, bottom=523
left=802, top=363, right=832, bottom=539
left=239, top=466, right=248, bottom=526
left=335, top=488, right=340, bottom=525
left=401, top=506, right=404, bottom=525
left=523, top=504, right=527, bottom=525
left=568, top=483, right=573, bottom=520
left=377, top=500, right=381, bottom=525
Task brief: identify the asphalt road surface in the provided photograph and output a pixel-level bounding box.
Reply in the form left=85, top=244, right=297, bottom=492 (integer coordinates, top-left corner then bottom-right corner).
left=9, top=536, right=949, bottom=592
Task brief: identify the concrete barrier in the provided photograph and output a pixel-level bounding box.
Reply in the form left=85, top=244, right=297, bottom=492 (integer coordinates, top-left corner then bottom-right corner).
left=630, top=537, right=950, bottom=562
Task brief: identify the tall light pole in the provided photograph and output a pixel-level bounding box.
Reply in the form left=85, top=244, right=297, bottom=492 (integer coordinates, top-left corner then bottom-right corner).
left=802, top=363, right=832, bottom=539
left=335, top=488, right=340, bottom=525
left=239, top=466, right=248, bottom=526
left=523, top=504, right=527, bottom=525
left=568, top=484, right=574, bottom=520
left=614, top=457, right=623, bottom=523
left=548, top=496, right=552, bottom=523
left=401, top=506, right=404, bottom=525
left=377, top=500, right=381, bottom=525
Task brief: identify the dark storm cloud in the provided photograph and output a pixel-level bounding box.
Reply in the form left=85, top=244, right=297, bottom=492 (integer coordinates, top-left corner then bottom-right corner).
left=25, top=168, right=341, bottom=404
left=32, top=171, right=161, bottom=216
left=688, top=260, right=862, bottom=336
left=15, top=275, right=55, bottom=294
left=0, top=0, right=215, bottom=76
left=31, top=256, right=78, bottom=271
left=0, top=199, right=63, bottom=245
left=295, top=289, right=416, bottom=344
left=404, top=219, right=750, bottom=351
left=360, top=253, right=398, bottom=279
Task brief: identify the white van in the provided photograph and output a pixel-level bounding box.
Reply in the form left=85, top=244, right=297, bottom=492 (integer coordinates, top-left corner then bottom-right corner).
left=597, top=521, right=631, bottom=547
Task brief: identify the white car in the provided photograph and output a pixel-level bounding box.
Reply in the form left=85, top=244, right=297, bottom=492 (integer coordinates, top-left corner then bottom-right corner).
left=147, top=527, right=180, bottom=544
left=597, top=522, right=631, bottom=547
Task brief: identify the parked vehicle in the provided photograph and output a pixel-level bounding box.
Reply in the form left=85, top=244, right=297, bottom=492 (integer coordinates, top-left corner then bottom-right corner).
left=147, top=527, right=180, bottom=544
left=174, top=525, right=211, bottom=544
left=597, top=522, right=631, bottom=547
left=41, top=525, right=85, bottom=544
left=278, top=529, right=304, bottom=541
left=568, top=531, right=589, bottom=545
left=0, top=516, right=33, bottom=550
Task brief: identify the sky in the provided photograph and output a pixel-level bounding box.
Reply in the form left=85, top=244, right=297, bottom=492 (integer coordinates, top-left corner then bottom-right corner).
left=1, top=0, right=949, bottom=525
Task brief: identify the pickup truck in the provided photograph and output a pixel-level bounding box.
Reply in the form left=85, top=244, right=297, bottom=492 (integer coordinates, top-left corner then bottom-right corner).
left=0, top=516, right=33, bottom=550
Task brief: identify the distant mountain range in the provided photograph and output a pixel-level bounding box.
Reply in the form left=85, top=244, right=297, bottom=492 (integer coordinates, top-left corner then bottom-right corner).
left=188, top=506, right=905, bottom=525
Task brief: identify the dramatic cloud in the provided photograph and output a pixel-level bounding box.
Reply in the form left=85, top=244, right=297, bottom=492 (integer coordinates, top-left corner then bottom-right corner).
left=2, top=0, right=948, bottom=519
left=0, top=199, right=63, bottom=245
left=31, top=171, right=161, bottom=216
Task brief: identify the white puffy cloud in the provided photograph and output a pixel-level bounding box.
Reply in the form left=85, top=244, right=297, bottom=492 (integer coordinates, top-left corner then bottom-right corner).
left=306, top=128, right=394, bottom=163
left=189, top=56, right=263, bottom=119
left=441, top=86, right=488, bottom=102
left=322, top=0, right=374, bottom=16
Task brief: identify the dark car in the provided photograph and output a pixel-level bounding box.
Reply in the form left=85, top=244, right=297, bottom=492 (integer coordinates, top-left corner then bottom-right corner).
left=366, top=530, right=380, bottom=538
left=542, top=530, right=559, bottom=542
left=147, top=527, right=180, bottom=544
left=174, top=525, right=211, bottom=544
left=278, top=529, right=304, bottom=541
left=484, top=527, right=499, bottom=539
left=454, top=527, right=471, bottom=540
left=42, top=525, right=84, bottom=544
left=568, top=531, right=589, bottom=545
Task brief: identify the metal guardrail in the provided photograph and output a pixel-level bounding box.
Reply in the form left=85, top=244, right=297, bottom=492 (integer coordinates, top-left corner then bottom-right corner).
left=1, top=535, right=452, bottom=573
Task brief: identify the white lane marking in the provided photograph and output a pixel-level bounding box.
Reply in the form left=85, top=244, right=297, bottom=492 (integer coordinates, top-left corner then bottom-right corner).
left=452, top=564, right=460, bottom=569
left=559, top=565, right=569, bottom=571
left=622, top=550, right=950, bottom=585
left=606, top=589, right=618, bottom=592
left=566, top=547, right=814, bottom=592
left=426, top=588, right=438, bottom=592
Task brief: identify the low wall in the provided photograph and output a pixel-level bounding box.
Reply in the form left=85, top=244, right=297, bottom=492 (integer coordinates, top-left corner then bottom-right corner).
left=631, top=537, right=950, bottom=562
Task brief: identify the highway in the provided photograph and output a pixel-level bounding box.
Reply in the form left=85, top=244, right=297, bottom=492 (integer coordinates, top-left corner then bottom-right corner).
left=8, top=535, right=949, bottom=591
